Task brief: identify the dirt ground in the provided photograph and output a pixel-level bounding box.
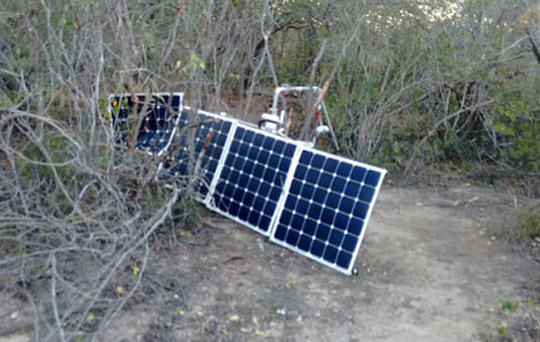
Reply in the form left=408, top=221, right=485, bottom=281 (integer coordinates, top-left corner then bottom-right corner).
left=1, top=184, right=539, bottom=342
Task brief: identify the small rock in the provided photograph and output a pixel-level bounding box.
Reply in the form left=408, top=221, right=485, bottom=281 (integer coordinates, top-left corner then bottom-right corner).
left=257, top=238, right=265, bottom=252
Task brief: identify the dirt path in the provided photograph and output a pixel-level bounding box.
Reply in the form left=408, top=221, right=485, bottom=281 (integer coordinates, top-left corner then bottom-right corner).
left=1, top=185, right=538, bottom=341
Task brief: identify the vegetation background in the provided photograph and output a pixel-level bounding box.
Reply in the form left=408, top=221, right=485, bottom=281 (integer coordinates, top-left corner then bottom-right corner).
left=0, top=0, right=538, bottom=341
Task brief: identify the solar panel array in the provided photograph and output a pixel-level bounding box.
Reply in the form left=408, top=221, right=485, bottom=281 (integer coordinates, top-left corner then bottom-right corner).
left=109, top=94, right=386, bottom=274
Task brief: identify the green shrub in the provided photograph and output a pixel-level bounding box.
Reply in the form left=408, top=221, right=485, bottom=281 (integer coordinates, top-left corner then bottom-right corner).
left=518, top=204, right=540, bottom=240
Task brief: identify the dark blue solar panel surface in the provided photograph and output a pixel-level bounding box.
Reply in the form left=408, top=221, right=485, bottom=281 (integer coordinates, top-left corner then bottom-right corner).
left=161, top=110, right=233, bottom=197
left=212, top=125, right=297, bottom=236
left=110, top=93, right=182, bottom=154
left=270, top=149, right=385, bottom=274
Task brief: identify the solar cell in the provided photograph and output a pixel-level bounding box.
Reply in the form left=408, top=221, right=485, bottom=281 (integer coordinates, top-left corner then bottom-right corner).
left=108, top=93, right=183, bottom=155
left=209, top=124, right=299, bottom=236
left=270, top=148, right=386, bottom=274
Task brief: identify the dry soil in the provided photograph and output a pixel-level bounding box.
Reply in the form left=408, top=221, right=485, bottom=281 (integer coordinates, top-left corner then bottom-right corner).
left=1, top=184, right=539, bottom=342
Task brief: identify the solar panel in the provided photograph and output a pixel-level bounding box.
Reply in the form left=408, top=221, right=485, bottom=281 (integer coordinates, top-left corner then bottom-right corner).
left=209, top=124, right=298, bottom=236
left=270, top=148, right=386, bottom=274
left=108, top=93, right=183, bottom=155
left=159, top=109, right=236, bottom=198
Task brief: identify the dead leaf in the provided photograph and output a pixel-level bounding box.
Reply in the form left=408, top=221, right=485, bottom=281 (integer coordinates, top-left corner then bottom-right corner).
left=116, top=286, right=126, bottom=295
left=174, top=60, right=182, bottom=73
left=180, top=230, right=193, bottom=238
left=285, top=280, right=297, bottom=288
